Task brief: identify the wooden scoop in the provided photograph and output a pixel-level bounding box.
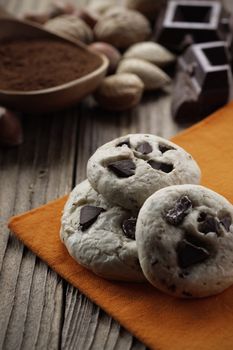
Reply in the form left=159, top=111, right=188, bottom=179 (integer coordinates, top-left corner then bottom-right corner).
left=0, top=10, right=108, bottom=113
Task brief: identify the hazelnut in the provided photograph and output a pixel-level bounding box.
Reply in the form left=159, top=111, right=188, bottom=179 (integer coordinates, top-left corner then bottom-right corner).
left=23, top=1, right=76, bottom=24
left=117, top=58, right=171, bottom=90
left=49, top=0, right=76, bottom=18
left=124, top=0, right=166, bottom=19
left=45, top=15, right=93, bottom=44
left=102, top=7, right=128, bottom=17
left=94, top=73, right=144, bottom=111
left=88, top=42, right=121, bottom=73
left=0, top=108, right=23, bottom=147
left=94, top=9, right=151, bottom=49
left=124, top=42, right=176, bottom=67
left=87, top=0, right=116, bottom=17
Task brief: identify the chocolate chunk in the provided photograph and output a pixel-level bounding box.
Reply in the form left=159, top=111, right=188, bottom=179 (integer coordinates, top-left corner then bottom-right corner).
left=148, top=160, right=173, bottom=173
left=171, top=71, right=199, bottom=123
left=184, top=233, right=207, bottom=248
left=116, top=139, right=130, bottom=148
left=159, top=144, right=174, bottom=153
left=80, top=205, right=105, bottom=231
left=197, top=212, right=207, bottom=222
left=160, top=163, right=174, bottom=173
left=108, top=159, right=135, bottom=178
left=165, top=196, right=192, bottom=226
left=136, top=141, right=152, bottom=154
left=198, top=214, right=221, bottom=235
left=122, top=217, right=137, bottom=240
left=185, top=62, right=197, bottom=77
left=148, top=160, right=161, bottom=170
left=155, top=1, right=231, bottom=52
left=172, top=42, right=231, bottom=123
left=220, top=215, right=232, bottom=231
left=177, top=239, right=210, bottom=268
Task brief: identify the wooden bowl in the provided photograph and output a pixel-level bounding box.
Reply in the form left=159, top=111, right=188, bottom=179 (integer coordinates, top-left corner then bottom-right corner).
left=0, top=18, right=108, bottom=113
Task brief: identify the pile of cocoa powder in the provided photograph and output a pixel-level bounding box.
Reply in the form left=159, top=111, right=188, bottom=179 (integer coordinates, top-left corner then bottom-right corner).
left=0, top=38, right=102, bottom=91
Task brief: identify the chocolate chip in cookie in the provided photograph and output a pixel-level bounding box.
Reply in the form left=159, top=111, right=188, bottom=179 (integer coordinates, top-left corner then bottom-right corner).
left=158, top=144, right=175, bottom=153
left=220, top=214, right=232, bottom=231
left=80, top=205, right=105, bottom=231
left=165, top=196, right=192, bottom=226
left=197, top=212, right=207, bottom=222
left=108, top=159, right=136, bottom=177
left=198, top=214, right=221, bottom=235
left=116, top=139, right=131, bottom=148
left=136, top=141, right=152, bottom=154
left=177, top=239, right=210, bottom=268
left=148, top=160, right=173, bottom=173
left=122, top=217, right=137, bottom=240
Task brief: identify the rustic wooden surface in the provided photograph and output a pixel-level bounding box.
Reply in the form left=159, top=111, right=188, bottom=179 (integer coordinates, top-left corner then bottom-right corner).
left=0, top=0, right=232, bottom=349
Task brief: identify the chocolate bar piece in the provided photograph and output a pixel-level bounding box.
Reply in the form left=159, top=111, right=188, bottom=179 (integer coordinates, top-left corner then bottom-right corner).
left=171, top=41, right=232, bottom=123
left=155, top=0, right=231, bottom=52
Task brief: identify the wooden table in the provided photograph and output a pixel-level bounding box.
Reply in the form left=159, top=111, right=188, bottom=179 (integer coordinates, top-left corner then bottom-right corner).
left=0, top=0, right=232, bottom=349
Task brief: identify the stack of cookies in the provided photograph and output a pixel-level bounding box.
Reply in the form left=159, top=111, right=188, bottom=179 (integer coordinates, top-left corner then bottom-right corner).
left=60, top=134, right=233, bottom=298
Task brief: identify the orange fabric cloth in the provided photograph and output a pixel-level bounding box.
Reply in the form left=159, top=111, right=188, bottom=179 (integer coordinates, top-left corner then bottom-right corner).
left=8, top=102, right=233, bottom=350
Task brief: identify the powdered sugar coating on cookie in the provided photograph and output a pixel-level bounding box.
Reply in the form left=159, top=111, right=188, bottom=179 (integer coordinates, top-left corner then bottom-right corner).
left=87, top=134, right=201, bottom=211
left=136, top=185, right=233, bottom=298
left=60, top=180, right=145, bottom=282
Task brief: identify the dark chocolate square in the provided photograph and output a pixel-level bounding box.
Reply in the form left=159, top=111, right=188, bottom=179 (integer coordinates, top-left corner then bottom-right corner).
left=155, top=0, right=231, bottom=52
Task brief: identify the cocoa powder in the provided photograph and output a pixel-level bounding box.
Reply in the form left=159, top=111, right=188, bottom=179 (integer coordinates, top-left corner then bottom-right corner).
left=0, top=38, right=102, bottom=91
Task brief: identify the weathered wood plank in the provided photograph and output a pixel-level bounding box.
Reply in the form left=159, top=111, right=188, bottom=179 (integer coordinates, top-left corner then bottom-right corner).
left=0, top=0, right=84, bottom=348
left=0, top=105, right=78, bottom=350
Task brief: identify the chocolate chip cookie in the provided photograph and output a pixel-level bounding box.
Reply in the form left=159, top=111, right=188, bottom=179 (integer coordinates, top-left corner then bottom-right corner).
left=87, top=134, right=201, bottom=211
left=60, top=180, right=145, bottom=282
left=136, top=185, right=233, bottom=298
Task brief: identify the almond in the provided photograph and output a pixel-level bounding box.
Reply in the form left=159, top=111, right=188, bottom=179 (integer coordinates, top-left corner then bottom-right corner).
left=45, top=15, right=93, bottom=44
left=94, top=9, right=151, bottom=49
left=94, top=73, right=144, bottom=111
left=117, top=58, right=171, bottom=90
left=124, top=42, right=176, bottom=67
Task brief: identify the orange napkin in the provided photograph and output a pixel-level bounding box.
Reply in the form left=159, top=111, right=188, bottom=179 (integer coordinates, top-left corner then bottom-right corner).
left=9, top=102, right=233, bottom=350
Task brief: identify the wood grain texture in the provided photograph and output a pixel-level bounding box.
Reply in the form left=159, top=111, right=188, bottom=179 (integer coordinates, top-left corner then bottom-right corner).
left=0, top=0, right=231, bottom=349
left=0, top=106, right=77, bottom=348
